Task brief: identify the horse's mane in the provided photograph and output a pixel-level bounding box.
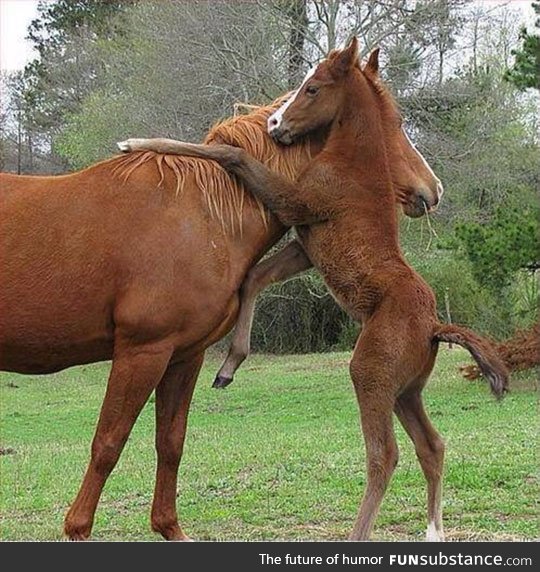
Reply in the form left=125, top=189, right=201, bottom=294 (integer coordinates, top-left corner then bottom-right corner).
left=107, top=96, right=312, bottom=235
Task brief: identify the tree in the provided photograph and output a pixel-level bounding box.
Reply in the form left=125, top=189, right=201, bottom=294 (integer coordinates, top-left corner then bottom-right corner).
left=455, top=203, right=540, bottom=293
left=20, top=0, right=132, bottom=135
left=505, top=1, right=540, bottom=90
left=284, top=0, right=308, bottom=88
left=54, top=0, right=289, bottom=168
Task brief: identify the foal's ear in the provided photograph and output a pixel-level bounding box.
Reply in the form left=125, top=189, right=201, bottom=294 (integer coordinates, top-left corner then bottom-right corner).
left=331, top=36, right=359, bottom=78
left=365, top=47, right=380, bottom=75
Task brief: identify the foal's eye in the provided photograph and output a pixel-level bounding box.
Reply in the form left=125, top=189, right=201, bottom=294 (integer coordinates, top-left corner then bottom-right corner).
left=305, top=85, right=319, bottom=96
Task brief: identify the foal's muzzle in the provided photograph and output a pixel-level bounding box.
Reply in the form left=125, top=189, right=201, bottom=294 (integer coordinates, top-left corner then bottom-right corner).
left=268, top=119, right=294, bottom=146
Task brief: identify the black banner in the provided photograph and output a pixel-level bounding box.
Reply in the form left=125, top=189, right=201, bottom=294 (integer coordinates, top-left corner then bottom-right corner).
left=2, top=541, right=538, bottom=571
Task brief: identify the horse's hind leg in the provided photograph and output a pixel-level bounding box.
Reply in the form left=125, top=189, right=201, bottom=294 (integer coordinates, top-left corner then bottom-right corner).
left=395, top=386, right=445, bottom=541
left=64, top=339, right=173, bottom=540
left=151, top=353, right=204, bottom=540
left=214, top=240, right=311, bottom=388
left=348, top=345, right=399, bottom=540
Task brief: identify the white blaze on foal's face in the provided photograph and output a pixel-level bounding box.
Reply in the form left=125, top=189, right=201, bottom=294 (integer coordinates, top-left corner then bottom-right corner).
left=267, top=66, right=318, bottom=141
left=402, top=127, right=444, bottom=206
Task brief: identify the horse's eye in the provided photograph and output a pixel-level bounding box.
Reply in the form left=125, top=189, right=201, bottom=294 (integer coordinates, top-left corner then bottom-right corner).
left=306, top=85, right=319, bottom=96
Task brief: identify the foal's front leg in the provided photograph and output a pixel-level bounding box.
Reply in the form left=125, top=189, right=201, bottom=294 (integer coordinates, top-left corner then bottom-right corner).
left=214, top=239, right=312, bottom=388
left=117, top=138, right=329, bottom=226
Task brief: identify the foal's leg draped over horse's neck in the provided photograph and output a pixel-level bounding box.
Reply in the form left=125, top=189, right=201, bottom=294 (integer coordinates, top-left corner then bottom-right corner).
left=118, top=139, right=330, bottom=226
left=214, top=239, right=312, bottom=388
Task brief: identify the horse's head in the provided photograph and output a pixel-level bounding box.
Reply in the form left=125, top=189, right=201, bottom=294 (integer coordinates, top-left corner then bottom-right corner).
left=267, top=38, right=443, bottom=218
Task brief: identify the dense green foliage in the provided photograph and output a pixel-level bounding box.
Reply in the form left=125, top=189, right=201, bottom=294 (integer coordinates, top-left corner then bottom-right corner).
left=455, top=204, right=539, bottom=292
left=1, top=351, right=537, bottom=540
left=505, top=1, right=540, bottom=90
left=23, top=0, right=132, bottom=133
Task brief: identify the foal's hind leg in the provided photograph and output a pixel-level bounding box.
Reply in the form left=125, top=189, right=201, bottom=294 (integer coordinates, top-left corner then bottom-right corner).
left=395, top=387, right=445, bottom=541
left=151, top=353, right=204, bottom=540
left=214, top=240, right=311, bottom=388
left=64, top=339, right=173, bottom=540
left=348, top=346, right=399, bottom=540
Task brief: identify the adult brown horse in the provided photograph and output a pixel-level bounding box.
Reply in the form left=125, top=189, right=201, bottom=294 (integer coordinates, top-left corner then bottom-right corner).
left=119, top=39, right=508, bottom=541
left=0, top=73, right=441, bottom=541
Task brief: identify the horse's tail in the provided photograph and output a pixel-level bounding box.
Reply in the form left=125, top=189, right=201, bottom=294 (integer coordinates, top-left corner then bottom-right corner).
left=433, top=323, right=509, bottom=399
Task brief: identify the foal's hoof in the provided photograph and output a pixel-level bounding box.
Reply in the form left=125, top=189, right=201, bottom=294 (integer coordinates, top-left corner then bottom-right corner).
left=117, top=140, right=131, bottom=153
left=212, top=375, right=233, bottom=389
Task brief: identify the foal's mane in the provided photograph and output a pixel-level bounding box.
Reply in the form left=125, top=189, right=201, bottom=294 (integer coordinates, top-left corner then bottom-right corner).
left=108, top=97, right=312, bottom=235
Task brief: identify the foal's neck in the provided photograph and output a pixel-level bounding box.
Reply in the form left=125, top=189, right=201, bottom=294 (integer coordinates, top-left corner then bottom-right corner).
left=323, top=73, right=402, bottom=257
left=326, top=75, right=389, bottom=172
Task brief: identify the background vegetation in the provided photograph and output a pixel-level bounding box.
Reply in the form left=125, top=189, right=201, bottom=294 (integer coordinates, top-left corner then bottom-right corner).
left=1, top=0, right=538, bottom=351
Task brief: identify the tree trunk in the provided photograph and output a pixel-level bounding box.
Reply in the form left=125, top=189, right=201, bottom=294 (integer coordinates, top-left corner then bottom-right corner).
left=287, top=0, right=308, bottom=89
left=17, top=108, right=22, bottom=175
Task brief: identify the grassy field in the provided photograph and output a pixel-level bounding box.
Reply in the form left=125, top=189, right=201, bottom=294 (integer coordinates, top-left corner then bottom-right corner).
left=0, top=348, right=538, bottom=541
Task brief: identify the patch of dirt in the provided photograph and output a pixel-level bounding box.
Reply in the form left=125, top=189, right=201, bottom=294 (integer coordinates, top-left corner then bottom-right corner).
left=0, top=447, right=17, bottom=456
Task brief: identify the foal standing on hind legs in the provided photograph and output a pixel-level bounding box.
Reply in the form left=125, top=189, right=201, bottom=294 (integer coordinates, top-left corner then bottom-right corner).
left=119, top=38, right=508, bottom=541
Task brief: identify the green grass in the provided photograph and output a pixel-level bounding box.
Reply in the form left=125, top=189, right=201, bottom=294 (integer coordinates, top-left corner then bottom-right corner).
left=0, top=348, right=538, bottom=541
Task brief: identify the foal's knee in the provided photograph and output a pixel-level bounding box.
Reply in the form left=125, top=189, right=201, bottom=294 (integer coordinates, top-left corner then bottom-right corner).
left=242, top=262, right=273, bottom=298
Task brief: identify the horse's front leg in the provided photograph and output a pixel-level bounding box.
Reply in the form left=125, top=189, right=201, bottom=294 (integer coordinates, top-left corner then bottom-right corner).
left=151, top=353, right=204, bottom=541
left=117, top=138, right=325, bottom=226
left=214, top=239, right=312, bottom=389
left=64, top=337, right=174, bottom=540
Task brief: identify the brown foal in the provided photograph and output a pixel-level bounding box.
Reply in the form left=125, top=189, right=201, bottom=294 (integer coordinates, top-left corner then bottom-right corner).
left=2, top=85, right=439, bottom=539
left=119, top=39, right=508, bottom=541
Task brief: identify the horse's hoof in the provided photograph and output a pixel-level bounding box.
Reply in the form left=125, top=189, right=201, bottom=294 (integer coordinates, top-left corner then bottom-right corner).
left=63, top=528, right=90, bottom=541
left=212, top=375, right=233, bottom=389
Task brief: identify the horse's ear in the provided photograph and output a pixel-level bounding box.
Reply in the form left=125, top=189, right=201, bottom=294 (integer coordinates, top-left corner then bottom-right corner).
left=331, top=36, right=359, bottom=78
left=365, top=47, right=380, bottom=75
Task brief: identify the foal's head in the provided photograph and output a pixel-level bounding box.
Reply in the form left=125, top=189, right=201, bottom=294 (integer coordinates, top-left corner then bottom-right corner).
left=267, top=38, right=443, bottom=217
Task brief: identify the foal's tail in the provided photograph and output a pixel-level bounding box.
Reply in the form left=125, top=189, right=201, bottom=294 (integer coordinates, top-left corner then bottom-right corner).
left=433, top=323, right=509, bottom=399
